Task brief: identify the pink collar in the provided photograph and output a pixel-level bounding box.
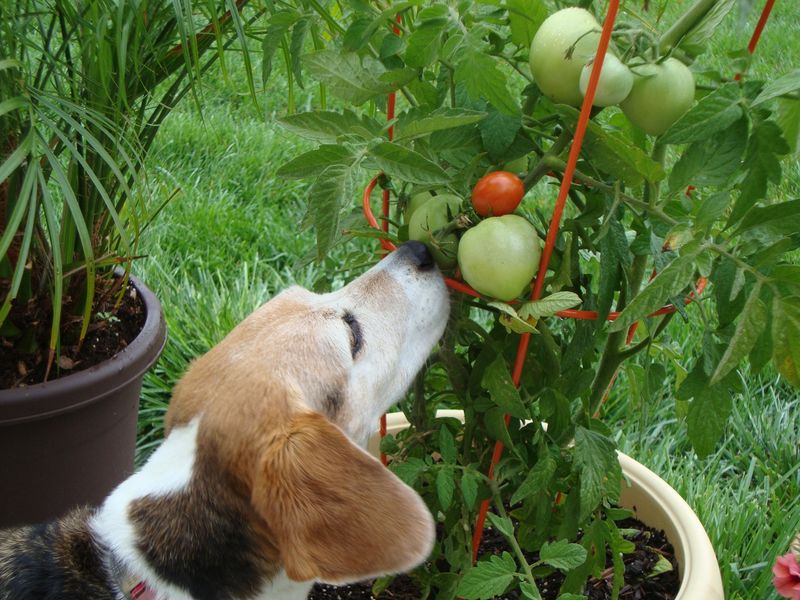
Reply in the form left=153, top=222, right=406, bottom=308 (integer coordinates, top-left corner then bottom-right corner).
left=130, top=581, right=158, bottom=600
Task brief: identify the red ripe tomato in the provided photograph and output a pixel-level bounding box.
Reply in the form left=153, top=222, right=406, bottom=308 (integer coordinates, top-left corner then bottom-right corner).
left=471, top=171, right=524, bottom=217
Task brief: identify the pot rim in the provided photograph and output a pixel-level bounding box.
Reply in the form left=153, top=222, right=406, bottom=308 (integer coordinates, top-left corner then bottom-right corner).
left=0, top=273, right=167, bottom=424
left=373, top=411, right=724, bottom=600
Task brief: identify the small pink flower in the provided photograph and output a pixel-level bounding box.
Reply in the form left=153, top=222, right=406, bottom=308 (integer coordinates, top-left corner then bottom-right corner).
left=773, top=552, right=800, bottom=599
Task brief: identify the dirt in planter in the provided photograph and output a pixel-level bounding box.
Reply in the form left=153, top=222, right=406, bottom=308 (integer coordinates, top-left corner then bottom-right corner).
left=0, top=280, right=146, bottom=389
left=308, top=517, right=680, bottom=600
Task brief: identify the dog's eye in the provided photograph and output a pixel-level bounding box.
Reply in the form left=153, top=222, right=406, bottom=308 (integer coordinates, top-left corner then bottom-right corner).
left=342, top=312, right=363, bottom=357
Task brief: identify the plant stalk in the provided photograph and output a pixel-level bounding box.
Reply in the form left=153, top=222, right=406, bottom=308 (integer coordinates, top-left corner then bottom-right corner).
left=657, top=0, right=721, bottom=54
left=491, top=482, right=543, bottom=600
left=587, top=330, right=624, bottom=418
left=523, top=128, right=573, bottom=192
left=543, top=158, right=678, bottom=225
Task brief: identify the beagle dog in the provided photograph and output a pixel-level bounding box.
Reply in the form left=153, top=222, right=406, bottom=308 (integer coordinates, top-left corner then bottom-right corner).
left=0, top=241, right=450, bottom=599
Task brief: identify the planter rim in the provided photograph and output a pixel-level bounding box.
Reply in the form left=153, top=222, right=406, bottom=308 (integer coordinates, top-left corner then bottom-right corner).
left=374, top=411, right=724, bottom=600
left=0, top=273, right=167, bottom=424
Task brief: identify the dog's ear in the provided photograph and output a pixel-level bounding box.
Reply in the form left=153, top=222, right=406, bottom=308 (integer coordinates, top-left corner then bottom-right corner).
left=252, top=411, right=435, bottom=584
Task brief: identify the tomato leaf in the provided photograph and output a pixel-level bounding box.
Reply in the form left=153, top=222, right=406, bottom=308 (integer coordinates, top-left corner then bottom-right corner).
left=573, top=426, right=621, bottom=521
left=687, top=385, right=732, bottom=457
left=710, top=282, right=767, bottom=385
left=368, top=142, right=450, bottom=185
left=749, top=295, right=774, bottom=374
left=488, top=302, right=539, bottom=335
left=484, top=407, right=514, bottom=448
left=436, top=468, right=456, bottom=510
left=460, top=470, right=479, bottom=508
left=668, top=117, right=748, bottom=193
left=675, top=0, right=735, bottom=56
left=455, top=49, right=520, bottom=116
left=711, top=258, right=746, bottom=328
left=538, top=539, right=588, bottom=571
left=276, top=144, right=355, bottom=179
left=456, top=552, right=517, bottom=599
left=479, top=110, right=522, bottom=162
left=304, top=51, right=396, bottom=105
left=511, top=455, right=556, bottom=505
left=261, top=10, right=301, bottom=84
left=343, top=17, right=377, bottom=52
left=394, top=107, right=487, bottom=141
left=776, top=98, right=800, bottom=153
left=772, top=296, right=800, bottom=388
left=519, top=292, right=582, bottom=320
left=289, top=18, right=310, bottom=89
left=309, top=164, right=354, bottom=261
left=487, top=513, right=515, bottom=540
left=597, top=216, right=630, bottom=321
left=390, top=457, right=427, bottom=486
left=556, top=106, right=665, bottom=185
left=736, top=199, right=800, bottom=240
left=481, top=356, right=528, bottom=419
left=439, top=425, right=457, bottom=464
left=404, top=20, right=445, bottom=68
left=609, top=251, right=699, bottom=332
left=661, top=83, right=743, bottom=145
left=278, top=110, right=381, bottom=143
left=752, top=69, right=800, bottom=106
left=728, top=119, right=790, bottom=226
left=694, top=192, right=731, bottom=231
left=508, top=0, right=547, bottom=48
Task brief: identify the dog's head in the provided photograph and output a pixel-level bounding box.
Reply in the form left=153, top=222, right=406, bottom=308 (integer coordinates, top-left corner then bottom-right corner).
left=165, top=241, right=449, bottom=584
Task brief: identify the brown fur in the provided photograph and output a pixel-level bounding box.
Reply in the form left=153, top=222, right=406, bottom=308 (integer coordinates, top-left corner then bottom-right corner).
left=253, top=411, right=435, bottom=583
left=127, top=444, right=280, bottom=599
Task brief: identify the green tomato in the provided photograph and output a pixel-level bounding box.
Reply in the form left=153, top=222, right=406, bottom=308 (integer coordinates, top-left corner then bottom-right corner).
left=579, top=53, right=634, bottom=107
left=404, top=190, right=435, bottom=223
left=620, top=58, right=696, bottom=136
left=529, top=8, right=601, bottom=106
left=457, top=215, right=541, bottom=301
left=408, top=194, right=462, bottom=268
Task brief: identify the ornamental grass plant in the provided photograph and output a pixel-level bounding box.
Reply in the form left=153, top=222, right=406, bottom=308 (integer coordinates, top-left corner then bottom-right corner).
left=0, top=0, right=255, bottom=386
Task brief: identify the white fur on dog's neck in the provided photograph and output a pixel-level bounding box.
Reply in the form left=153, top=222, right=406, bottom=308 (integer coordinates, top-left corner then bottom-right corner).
left=91, top=418, right=314, bottom=599
left=92, top=419, right=200, bottom=600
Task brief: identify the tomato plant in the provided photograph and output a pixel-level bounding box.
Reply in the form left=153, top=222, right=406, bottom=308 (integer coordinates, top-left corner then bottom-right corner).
left=458, top=215, right=541, bottom=301
left=471, top=171, right=525, bottom=217
left=272, top=0, right=800, bottom=596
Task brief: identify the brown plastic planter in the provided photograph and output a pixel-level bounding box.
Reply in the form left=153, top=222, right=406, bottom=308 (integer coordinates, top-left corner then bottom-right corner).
left=370, top=411, right=724, bottom=600
left=0, top=274, right=166, bottom=527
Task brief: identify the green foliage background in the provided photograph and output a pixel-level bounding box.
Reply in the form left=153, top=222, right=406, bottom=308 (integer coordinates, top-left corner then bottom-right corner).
left=122, top=0, right=800, bottom=598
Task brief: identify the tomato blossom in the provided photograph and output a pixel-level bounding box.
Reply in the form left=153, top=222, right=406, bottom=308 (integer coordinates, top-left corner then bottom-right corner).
left=773, top=552, right=800, bottom=599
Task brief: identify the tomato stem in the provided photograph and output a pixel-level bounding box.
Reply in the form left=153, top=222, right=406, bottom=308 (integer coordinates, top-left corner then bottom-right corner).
left=523, top=128, right=572, bottom=192
left=657, top=0, right=721, bottom=55
left=646, top=141, right=667, bottom=208
left=490, top=482, right=543, bottom=600
left=545, top=158, right=678, bottom=225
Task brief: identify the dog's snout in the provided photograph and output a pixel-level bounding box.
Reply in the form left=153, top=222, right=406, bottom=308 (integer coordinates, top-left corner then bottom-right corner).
left=397, top=241, right=435, bottom=271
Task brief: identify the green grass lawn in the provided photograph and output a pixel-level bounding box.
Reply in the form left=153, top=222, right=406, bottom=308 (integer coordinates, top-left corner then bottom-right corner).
left=134, top=1, right=799, bottom=597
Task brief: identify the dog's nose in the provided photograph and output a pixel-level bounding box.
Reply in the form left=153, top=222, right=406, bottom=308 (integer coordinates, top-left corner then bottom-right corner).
left=398, top=241, right=435, bottom=271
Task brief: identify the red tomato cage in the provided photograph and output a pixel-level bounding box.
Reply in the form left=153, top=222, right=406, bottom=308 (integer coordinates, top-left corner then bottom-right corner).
left=360, top=0, right=775, bottom=563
